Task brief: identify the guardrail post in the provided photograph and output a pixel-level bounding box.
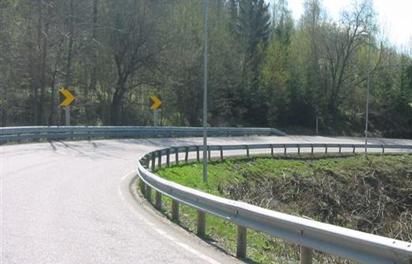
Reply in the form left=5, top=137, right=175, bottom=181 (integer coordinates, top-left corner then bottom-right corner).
left=270, top=144, right=274, bottom=157
left=158, top=151, right=162, bottom=168
left=339, top=145, right=342, bottom=154
left=146, top=185, right=152, bottom=203
left=246, top=145, right=250, bottom=158
left=155, top=191, right=162, bottom=210
left=311, top=145, right=314, bottom=156
left=196, top=146, right=200, bottom=162
left=300, top=246, right=313, bottom=264
left=382, top=145, right=385, bottom=154
left=325, top=145, right=328, bottom=154
left=172, top=200, right=179, bottom=222
left=208, top=147, right=211, bottom=161
left=197, top=210, right=206, bottom=237
left=175, top=148, right=179, bottom=165
left=236, top=225, right=247, bottom=258
left=298, top=145, right=301, bottom=156
left=185, top=147, right=189, bottom=163
left=139, top=180, right=146, bottom=197
left=353, top=145, right=356, bottom=154
left=284, top=145, right=287, bottom=157
left=151, top=152, right=156, bottom=171
left=166, top=149, right=170, bottom=167
left=220, top=146, right=224, bottom=161
left=140, top=157, right=147, bottom=169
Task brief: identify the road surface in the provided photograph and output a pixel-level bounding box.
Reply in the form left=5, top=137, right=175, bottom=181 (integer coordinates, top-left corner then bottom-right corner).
left=2, top=136, right=411, bottom=264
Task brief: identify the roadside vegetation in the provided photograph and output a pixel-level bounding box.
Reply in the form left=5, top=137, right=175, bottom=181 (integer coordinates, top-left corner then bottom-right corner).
left=152, top=154, right=412, bottom=263
left=2, top=1, right=411, bottom=138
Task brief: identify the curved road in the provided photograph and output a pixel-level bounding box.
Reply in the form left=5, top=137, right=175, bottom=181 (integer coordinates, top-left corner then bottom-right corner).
left=2, top=136, right=412, bottom=264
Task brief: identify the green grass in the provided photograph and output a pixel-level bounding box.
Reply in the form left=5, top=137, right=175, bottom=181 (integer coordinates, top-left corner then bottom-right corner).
left=147, top=154, right=412, bottom=263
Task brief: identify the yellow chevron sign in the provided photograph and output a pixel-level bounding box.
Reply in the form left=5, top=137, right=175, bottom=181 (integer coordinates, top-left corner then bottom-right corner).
left=150, top=95, right=162, bottom=111
left=59, top=88, right=75, bottom=107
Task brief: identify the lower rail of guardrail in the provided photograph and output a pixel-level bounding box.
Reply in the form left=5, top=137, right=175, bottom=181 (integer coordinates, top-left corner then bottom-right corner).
left=137, top=143, right=412, bottom=264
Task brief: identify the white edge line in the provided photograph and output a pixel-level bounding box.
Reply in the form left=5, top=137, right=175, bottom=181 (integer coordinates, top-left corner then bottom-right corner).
left=118, top=170, right=222, bottom=264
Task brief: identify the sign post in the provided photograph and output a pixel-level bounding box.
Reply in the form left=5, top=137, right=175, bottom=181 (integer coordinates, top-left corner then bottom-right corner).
left=59, top=88, right=75, bottom=126
left=150, top=95, right=162, bottom=126
left=65, top=107, right=70, bottom=126
left=202, top=0, right=209, bottom=183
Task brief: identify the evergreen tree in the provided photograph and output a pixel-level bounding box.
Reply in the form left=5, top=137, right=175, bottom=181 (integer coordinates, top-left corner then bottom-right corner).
left=236, top=0, right=271, bottom=125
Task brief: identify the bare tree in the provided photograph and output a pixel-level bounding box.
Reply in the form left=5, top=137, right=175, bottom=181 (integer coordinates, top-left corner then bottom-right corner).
left=106, top=0, right=164, bottom=125
left=320, top=0, right=376, bottom=119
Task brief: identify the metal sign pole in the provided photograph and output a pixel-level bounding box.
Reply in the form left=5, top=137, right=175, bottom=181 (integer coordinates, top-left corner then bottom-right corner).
left=65, top=107, right=70, bottom=126
left=153, top=110, right=159, bottom=127
left=365, top=34, right=371, bottom=155
left=202, top=0, right=209, bottom=183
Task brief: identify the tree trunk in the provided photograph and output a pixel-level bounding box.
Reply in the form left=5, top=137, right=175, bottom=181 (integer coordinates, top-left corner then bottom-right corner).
left=86, top=0, right=99, bottom=124
left=48, top=61, right=58, bottom=125
left=39, top=10, right=49, bottom=125
left=110, top=80, right=126, bottom=125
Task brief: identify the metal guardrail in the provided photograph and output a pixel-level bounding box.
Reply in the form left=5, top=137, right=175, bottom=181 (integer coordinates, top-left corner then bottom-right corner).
left=137, top=143, right=412, bottom=264
left=0, top=126, right=286, bottom=143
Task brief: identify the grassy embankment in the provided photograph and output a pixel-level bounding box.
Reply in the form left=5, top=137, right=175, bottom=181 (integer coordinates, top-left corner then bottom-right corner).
left=147, top=154, right=412, bottom=263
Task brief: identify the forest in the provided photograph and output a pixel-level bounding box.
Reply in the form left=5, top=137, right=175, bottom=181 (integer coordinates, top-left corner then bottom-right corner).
left=0, top=0, right=411, bottom=138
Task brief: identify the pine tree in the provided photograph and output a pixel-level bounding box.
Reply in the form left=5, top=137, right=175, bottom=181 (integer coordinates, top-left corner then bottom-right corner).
left=236, top=0, right=271, bottom=125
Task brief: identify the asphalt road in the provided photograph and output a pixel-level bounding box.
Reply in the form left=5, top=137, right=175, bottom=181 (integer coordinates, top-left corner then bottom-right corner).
left=2, top=136, right=412, bottom=264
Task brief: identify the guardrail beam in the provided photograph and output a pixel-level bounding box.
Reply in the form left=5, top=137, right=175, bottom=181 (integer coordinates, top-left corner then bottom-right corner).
left=137, top=143, right=412, bottom=264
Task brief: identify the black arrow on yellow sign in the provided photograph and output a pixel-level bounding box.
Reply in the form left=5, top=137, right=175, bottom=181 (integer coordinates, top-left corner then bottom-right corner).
left=59, top=88, right=75, bottom=107
left=150, top=95, right=162, bottom=111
